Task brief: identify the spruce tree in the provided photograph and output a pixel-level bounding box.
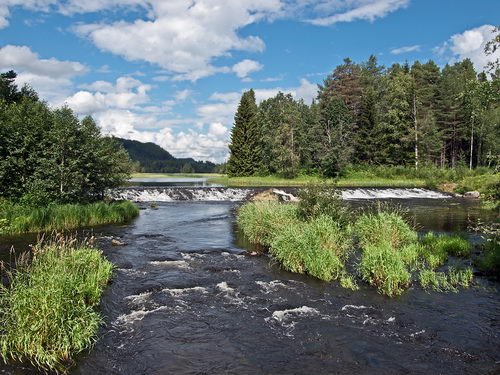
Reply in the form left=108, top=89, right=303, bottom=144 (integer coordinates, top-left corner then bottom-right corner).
left=227, top=89, right=261, bottom=176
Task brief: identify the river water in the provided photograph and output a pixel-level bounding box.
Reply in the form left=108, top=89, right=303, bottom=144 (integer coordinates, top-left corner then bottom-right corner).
left=1, top=187, right=499, bottom=374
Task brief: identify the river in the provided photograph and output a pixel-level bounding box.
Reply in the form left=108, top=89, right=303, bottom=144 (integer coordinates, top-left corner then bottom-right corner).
left=1, top=186, right=499, bottom=374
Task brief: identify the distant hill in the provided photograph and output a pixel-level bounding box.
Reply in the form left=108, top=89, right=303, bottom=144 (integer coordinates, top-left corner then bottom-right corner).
left=115, top=138, right=217, bottom=173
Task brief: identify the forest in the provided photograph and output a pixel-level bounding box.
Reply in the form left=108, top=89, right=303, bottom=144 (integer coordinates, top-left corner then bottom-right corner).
left=227, top=56, right=500, bottom=178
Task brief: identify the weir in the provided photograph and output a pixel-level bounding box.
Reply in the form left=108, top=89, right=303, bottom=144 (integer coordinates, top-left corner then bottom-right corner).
left=109, top=187, right=453, bottom=202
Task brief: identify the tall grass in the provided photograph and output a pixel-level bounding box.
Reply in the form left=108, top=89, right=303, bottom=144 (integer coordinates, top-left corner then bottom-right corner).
left=420, top=232, right=471, bottom=267
left=0, top=235, right=113, bottom=373
left=359, top=242, right=411, bottom=297
left=270, top=215, right=351, bottom=281
left=236, top=202, right=299, bottom=246
left=0, top=200, right=139, bottom=235
left=354, top=210, right=417, bottom=248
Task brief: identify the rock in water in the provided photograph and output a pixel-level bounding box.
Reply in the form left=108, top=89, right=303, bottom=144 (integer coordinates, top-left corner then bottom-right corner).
left=112, top=238, right=128, bottom=246
left=464, top=191, right=480, bottom=198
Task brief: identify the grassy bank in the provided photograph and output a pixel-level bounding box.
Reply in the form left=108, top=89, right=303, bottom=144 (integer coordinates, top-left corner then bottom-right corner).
left=131, top=172, right=223, bottom=178
left=209, top=166, right=498, bottom=190
left=0, top=236, right=113, bottom=373
left=209, top=174, right=426, bottom=187
left=237, top=187, right=484, bottom=297
left=0, top=201, right=139, bottom=235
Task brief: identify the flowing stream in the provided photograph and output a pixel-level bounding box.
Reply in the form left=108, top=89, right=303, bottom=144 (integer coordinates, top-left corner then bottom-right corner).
left=0, top=187, right=499, bottom=374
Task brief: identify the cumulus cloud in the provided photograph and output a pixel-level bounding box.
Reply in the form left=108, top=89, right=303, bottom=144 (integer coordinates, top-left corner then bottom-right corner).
left=232, top=59, right=264, bottom=78
left=72, top=0, right=282, bottom=81
left=0, top=44, right=87, bottom=101
left=435, top=25, right=500, bottom=73
left=390, top=44, right=420, bottom=54
left=64, top=76, right=151, bottom=115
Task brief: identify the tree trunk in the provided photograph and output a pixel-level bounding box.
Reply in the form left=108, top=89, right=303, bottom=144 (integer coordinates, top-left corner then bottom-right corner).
left=469, top=117, right=474, bottom=170
left=413, top=94, right=419, bottom=170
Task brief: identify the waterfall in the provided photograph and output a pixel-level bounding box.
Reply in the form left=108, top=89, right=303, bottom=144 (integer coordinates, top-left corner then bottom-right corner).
left=109, top=187, right=452, bottom=202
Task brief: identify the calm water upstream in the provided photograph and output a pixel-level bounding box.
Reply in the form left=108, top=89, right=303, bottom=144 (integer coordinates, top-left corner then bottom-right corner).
left=0, top=190, right=499, bottom=374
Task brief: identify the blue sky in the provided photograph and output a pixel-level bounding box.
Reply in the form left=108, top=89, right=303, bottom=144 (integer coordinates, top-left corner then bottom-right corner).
left=0, top=0, right=499, bottom=162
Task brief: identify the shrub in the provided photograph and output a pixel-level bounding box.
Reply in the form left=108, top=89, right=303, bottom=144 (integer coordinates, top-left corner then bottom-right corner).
left=358, top=242, right=411, bottom=297
left=0, top=235, right=113, bottom=373
left=297, top=185, right=350, bottom=226
left=237, top=202, right=299, bottom=247
left=270, top=215, right=351, bottom=281
left=354, top=210, right=417, bottom=249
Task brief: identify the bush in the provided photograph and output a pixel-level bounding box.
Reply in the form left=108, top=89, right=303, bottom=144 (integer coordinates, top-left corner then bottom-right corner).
left=270, top=215, right=351, bottom=281
left=297, top=185, right=350, bottom=226
left=0, top=235, right=113, bottom=373
left=237, top=202, right=299, bottom=247
left=359, top=242, right=411, bottom=297
left=0, top=200, right=139, bottom=235
left=354, top=210, right=417, bottom=248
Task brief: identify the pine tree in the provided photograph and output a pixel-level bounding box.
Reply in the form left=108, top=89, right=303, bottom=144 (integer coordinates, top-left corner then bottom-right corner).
left=227, top=89, right=261, bottom=176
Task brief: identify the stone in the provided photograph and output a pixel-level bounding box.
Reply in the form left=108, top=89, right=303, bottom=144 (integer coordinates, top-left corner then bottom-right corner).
left=111, top=238, right=128, bottom=246
left=463, top=191, right=480, bottom=198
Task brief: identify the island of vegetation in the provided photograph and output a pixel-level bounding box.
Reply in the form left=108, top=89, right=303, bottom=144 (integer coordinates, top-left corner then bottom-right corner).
left=237, top=186, right=499, bottom=297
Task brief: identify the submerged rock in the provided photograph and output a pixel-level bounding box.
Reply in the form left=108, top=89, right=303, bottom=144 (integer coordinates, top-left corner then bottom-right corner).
left=111, top=238, right=128, bottom=246
left=464, top=191, right=480, bottom=198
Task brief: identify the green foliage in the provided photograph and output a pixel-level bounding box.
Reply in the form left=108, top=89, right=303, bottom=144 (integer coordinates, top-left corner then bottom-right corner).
left=236, top=202, right=299, bottom=247
left=471, top=221, right=500, bottom=278
left=227, top=89, right=261, bottom=177
left=297, top=185, right=350, bottom=227
left=354, top=209, right=417, bottom=249
left=339, top=273, right=359, bottom=290
left=0, top=91, right=133, bottom=204
left=359, top=242, right=411, bottom=297
left=0, top=236, right=113, bottom=373
left=0, top=200, right=139, bottom=235
left=420, top=267, right=473, bottom=291
left=420, top=232, right=471, bottom=260
left=419, top=269, right=452, bottom=291
left=270, top=215, right=351, bottom=281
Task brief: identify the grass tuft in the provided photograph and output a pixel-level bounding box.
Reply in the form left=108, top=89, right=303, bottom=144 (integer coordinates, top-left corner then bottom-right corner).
left=358, top=242, right=411, bottom=297
left=0, top=234, right=113, bottom=373
left=270, top=215, right=351, bottom=281
left=236, top=202, right=299, bottom=247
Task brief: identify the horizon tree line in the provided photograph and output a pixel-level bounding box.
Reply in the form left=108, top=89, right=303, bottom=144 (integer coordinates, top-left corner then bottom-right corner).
left=227, top=54, right=500, bottom=178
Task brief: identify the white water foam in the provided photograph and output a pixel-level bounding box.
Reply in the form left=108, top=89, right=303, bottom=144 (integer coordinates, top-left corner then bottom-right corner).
left=341, top=304, right=371, bottom=311
left=111, top=187, right=251, bottom=202
left=269, top=306, right=320, bottom=323
left=125, top=291, right=152, bottom=305
left=163, top=286, right=208, bottom=296
left=114, top=306, right=169, bottom=327
left=256, top=280, right=291, bottom=294
left=111, top=187, right=451, bottom=202
left=342, top=188, right=450, bottom=200
left=149, top=260, right=190, bottom=269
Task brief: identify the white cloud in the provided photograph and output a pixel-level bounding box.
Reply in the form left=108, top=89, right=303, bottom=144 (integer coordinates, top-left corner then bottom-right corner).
left=174, top=89, right=192, bottom=101
left=435, top=25, right=500, bottom=73
left=390, top=44, right=420, bottom=54
left=72, top=0, right=282, bottom=81
left=0, top=44, right=87, bottom=78
left=306, top=0, right=410, bottom=26
left=232, top=59, right=264, bottom=78
left=64, top=76, right=151, bottom=115
left=0, top=44, right=87, bottom=102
